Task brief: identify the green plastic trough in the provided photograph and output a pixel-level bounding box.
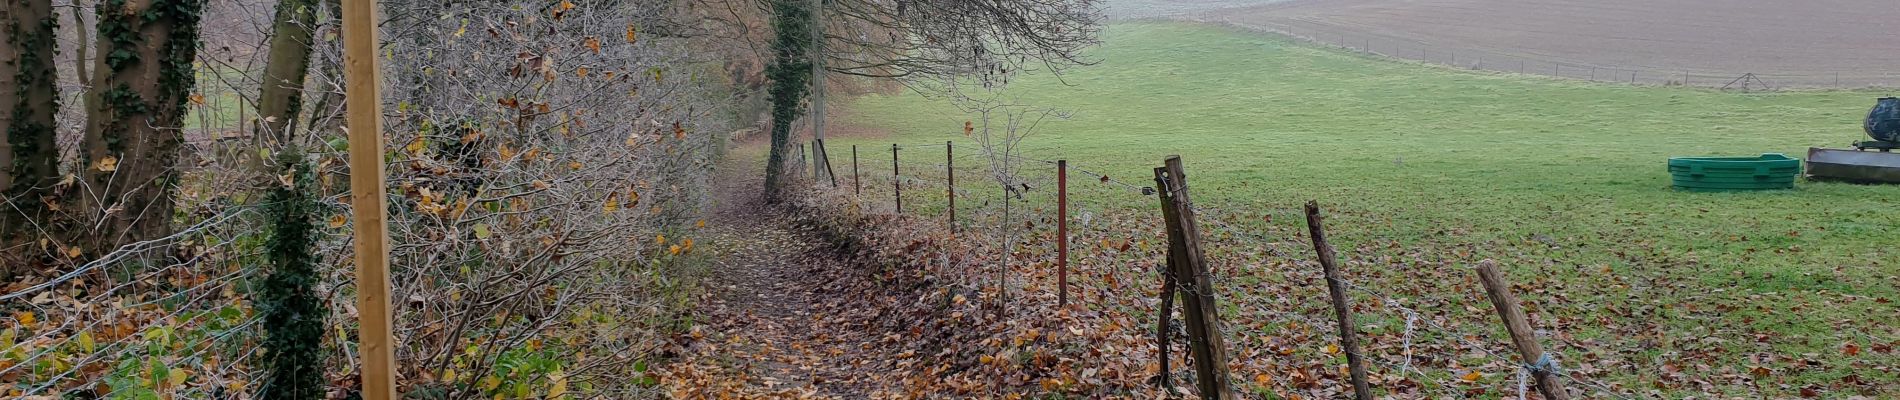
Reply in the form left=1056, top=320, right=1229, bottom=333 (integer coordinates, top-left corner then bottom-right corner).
left=1667, top=153, right=1801, bottom=192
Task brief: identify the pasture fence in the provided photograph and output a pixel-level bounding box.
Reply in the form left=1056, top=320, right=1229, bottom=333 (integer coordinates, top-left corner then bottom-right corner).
left=807, top=139, right=1699, bottom=399
left=1202, top=17, right=1900, bottom=90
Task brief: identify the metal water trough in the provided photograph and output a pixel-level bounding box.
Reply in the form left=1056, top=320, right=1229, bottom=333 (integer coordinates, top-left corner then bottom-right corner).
left=1806, top=97, right=1900, bottom=184
left=1807, top=147, right=1900, bottom=183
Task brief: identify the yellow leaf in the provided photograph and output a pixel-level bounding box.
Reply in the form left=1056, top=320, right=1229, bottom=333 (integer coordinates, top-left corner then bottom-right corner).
left=442, top=369, right=458, bottom=382
left=979, top=354, right=994, bottom=364
left=78, top=331, right=95, bottom=353
left=328, top=214, right=348, bottom=228
left=95, top=156, right=118, bottom=172
left=65, top=246, right=81, bottom=259
left=482, top=375, right=501, bottom=390
left=547, top=372, right=568, bottom=397
left=1323, top=344, right=1340, bottom=355
left=16, top=311, right=35, bottom=327
left=189, top=94, right=206, bottom=105
left=583, top=36, right=601, bottom=54
left=655, top=234, right=665, bottom=245
left=569, top=161, right=583, bottom=170
left=603, top=193, right=619, bottom=214
left=696, top=219, right=706, bottom=228
left=1253, top=373, right=1272, bottom=385
left=1460, top=371, right=1482, bottom=382
left=625, top=24, right=638, bottom=43
left=168, top=367, right=188, bottom=386
left=405, top=137, right=426, bottom=154
left=532, top=180, right=551, bottom=190
left=576, top=67, right=589, bottom=77
left=667, top=245, right=681, bottom=255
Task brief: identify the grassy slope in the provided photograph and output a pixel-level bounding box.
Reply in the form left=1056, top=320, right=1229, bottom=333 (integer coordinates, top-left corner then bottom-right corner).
left=831, top=22, right=1897, bottom=396
left=843, top=23, right=1896, bottom=294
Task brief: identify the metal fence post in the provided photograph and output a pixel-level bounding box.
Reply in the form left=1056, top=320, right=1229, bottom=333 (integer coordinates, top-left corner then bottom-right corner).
left=1056, top=159, right=1069, bottom=307
left=946, top=141, right=955, bottom=231
left=892, top=144, right=901, bottom=213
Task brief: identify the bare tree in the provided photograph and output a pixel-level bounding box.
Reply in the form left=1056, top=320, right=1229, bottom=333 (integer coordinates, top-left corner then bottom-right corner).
left=732, top=0, right=1104, bottom=198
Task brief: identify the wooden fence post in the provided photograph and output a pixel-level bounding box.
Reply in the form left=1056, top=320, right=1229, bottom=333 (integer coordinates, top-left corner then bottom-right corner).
left=1476, top=260, right=1572, bottom=400
left=852, top=145, right=860, bottom=194
left=1153, top=156, right=1235, bottom=400
left=816, top=139, right=837, bottom=187
left=1305, top=202, right=1372, bottom=400
left=891, top=144, right=901, bottom=213
left=946, top=141, right=955, bottom=231
left=342, top=0, right=397, bottom=398
left=1056, top=159, right=1069, bottom=307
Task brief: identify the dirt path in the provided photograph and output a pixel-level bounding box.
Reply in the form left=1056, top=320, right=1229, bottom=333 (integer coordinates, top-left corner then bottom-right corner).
left=659, top=153, right=896, bottom=399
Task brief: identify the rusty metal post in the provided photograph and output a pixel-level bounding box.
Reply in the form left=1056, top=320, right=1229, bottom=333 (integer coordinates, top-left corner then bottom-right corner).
left=892, top=144, right=901, bottom=213
left=852, top=145, right=860, bottom=194
left=946, top=141, right=955, bottom=231
left=1057, top=159, right=1069, bottom=307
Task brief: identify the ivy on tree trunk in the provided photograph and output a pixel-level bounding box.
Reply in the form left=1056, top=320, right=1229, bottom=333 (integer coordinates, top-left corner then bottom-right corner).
left=74, top=0, right=206, bottom=255
left=762, top=0, right=812, bottom=203
left=1, top=0, right=61, bottom=277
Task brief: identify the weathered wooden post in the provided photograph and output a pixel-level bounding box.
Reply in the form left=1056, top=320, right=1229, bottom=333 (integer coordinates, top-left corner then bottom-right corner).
left=816, top=139, right=837, bottom=187
left=1476, top=260, right=1572, bottom=400
left=946, top=141, right=955, bottom=231
left=342, top=0, right=397, bottom=398
left=1153, top=156, right=1235, bottom=400
left=1305, top=201, right=1372, bottom=400
left=1056, top=159, right=1069, bottom=307
left=892, top=144, right=901, bottom=213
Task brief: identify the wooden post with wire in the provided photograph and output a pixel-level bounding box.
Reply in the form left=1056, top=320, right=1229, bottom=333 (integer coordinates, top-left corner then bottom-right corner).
left=1152, top=156, right=1235, bottom=400
left=891, top=144, right=901, bottom=213
left=1056, top=159, right=1069, bottom=307
left=1476, top=260, right=1572, bottom=400
left=1305, top=201, right=1371, bottom=400
left=946, top=141, right=955, bottom=231
left=342, top=0, right=397, bottom=398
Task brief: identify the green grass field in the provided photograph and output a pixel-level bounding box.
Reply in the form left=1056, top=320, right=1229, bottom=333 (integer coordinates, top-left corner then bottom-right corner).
left=830, top=22, right=1897, bottom=396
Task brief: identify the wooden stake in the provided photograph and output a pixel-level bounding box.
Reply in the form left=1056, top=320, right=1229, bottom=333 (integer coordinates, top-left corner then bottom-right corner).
left=946, top=141, right=955, bottom=231
left=1056, top=159, right=1068, bottom=307
left=817, top=139, right=837, bottom=187
left=1476, top=260, right=1572, bottom=400
left=342, top=0, right=397, bottom=398
left=1305, top=201, right=1371, bottom=400
left=1153, top=156, right=1235, bottom=400
left=891, top=144, right=901, bottom=213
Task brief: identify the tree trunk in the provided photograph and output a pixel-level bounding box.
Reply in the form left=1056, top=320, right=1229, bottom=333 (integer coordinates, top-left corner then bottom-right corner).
left=255, top=0, right=319, bottom=149
left=74, top=0, right=207, bottom=254
left=1, top=0, right=63, bottom=276
left=761, top=0, right=812, bottom=203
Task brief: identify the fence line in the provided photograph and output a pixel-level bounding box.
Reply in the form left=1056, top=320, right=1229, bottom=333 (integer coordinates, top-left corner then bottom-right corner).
left=817, top=140, right=1676, bottom=399
left=1201, top=16, right=1899, bottom=90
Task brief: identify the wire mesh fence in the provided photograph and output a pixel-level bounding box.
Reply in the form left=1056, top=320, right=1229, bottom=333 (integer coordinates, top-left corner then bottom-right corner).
left=810, top=138, right=1897, bottom=399
left=2, top=208, right=268, bottom=399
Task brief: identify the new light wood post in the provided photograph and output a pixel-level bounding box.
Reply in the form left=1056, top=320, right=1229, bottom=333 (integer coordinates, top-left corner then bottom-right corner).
left=342, top=0, right=397, bottom=398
